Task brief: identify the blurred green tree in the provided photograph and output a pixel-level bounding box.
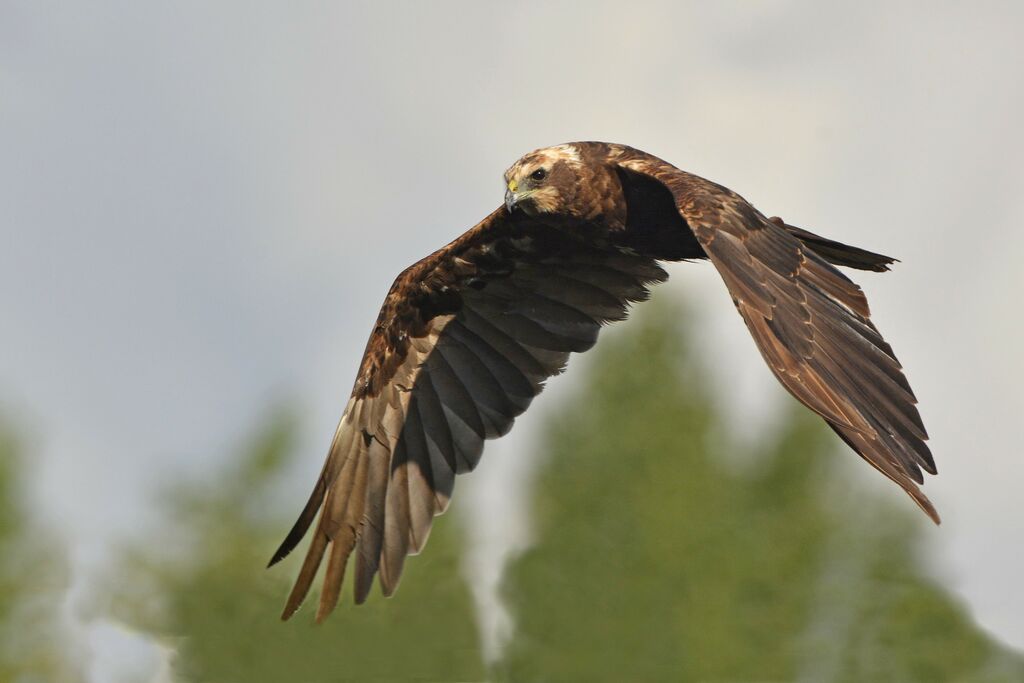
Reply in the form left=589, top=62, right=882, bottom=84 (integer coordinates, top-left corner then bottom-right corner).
left=108, top=411, right=486, bottom=683
left=0, top=422, right=83, bottom=683
left=496, top=299, right=1024, bottom=683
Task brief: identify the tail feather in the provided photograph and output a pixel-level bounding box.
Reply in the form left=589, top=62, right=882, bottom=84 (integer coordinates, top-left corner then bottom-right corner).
left=771, top=218, right=897, bottom=272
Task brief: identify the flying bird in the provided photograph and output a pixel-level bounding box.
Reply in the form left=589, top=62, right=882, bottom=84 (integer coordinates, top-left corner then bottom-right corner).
left=269, top=142, right=936, bottom=621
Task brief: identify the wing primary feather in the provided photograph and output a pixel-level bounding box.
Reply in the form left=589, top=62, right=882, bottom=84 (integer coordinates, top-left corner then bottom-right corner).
left=413, top=371, right=460, bottom=476
left=353, top=436, right=390, bottom=605
left=279, top=419, right=365, bottom=620
left=400, top=397, right=436, bottom=552
left=268, top=476, right=326, bottom=568
left=828, top=423, right=939, bottom=524
left=380, top=440, right=412, bottom=596
left=314, top=436, right=370, bottom=622
left=280, top=526, right=328, bottom=621
left=812, top=329, right=928, bottom=441
left=809, top=296, right=914, bottom=397
left=742, top=312, right=868, bottom=432
left=268, top=408, right=361, bottom=568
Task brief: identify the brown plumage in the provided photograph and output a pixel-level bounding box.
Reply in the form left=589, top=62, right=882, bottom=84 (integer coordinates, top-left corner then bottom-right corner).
left=269, top=141, right=936, bottom=621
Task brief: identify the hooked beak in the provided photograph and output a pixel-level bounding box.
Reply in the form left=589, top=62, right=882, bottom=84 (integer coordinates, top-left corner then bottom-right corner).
left=505, top=188, right=518, bottom=213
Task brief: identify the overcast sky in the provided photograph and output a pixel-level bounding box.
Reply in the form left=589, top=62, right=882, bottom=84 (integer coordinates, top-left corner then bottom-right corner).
left=3, top=2, right=1023, bottom=679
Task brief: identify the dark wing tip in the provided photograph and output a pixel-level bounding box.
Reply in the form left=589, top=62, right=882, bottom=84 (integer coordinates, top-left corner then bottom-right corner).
left=268, top=527, right=306, bottom=567
left=828, top=423, right=940, bottom=525
left=267, top=479, right=326, bottom=569
left=917, top=443, right=938, bottom=476
left=267, top=528, right=302, bottom=569
left=267, top=550, right=287, bottom=570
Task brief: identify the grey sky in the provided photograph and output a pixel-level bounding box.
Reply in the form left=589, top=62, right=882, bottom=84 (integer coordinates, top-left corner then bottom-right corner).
left=2, top=2, right=1023, bottom=677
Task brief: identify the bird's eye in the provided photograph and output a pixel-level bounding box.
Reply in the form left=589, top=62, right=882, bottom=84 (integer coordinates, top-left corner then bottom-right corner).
left=530, top=168, right=547, bottom=181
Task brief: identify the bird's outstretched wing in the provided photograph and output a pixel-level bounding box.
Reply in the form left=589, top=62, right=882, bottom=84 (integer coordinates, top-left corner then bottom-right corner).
left=616, top=153, right=938, bottom=522
left=268, top=206, right=667, bottom=621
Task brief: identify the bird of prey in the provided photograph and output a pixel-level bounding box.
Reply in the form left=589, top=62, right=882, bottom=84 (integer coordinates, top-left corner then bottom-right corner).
left=269, top=141, right=936, bottom=622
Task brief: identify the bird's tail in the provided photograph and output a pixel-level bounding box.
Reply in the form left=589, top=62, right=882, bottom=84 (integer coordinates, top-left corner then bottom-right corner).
left=770, top=218, right=897, bottom=272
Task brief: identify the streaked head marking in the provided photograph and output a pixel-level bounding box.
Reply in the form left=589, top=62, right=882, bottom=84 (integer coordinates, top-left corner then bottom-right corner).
left=503, top=143, right=583, bottom=216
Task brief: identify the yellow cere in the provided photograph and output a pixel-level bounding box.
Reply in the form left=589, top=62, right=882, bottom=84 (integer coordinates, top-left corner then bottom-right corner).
left=508, top=179, right=518, bottom=192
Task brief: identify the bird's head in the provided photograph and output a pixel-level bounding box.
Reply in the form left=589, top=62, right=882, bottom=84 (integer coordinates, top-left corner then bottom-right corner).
left=503, top=144, right=584, bottom=218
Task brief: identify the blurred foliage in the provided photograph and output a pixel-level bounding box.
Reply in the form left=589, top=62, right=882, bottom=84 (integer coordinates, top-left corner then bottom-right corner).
left=0, top=422, right=84, bottom=683
left=494, top=301, right=1024, bottom=682
left=108, top=299, right=1024, bottom=682
left=108, top=411, right=485, bottom=683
